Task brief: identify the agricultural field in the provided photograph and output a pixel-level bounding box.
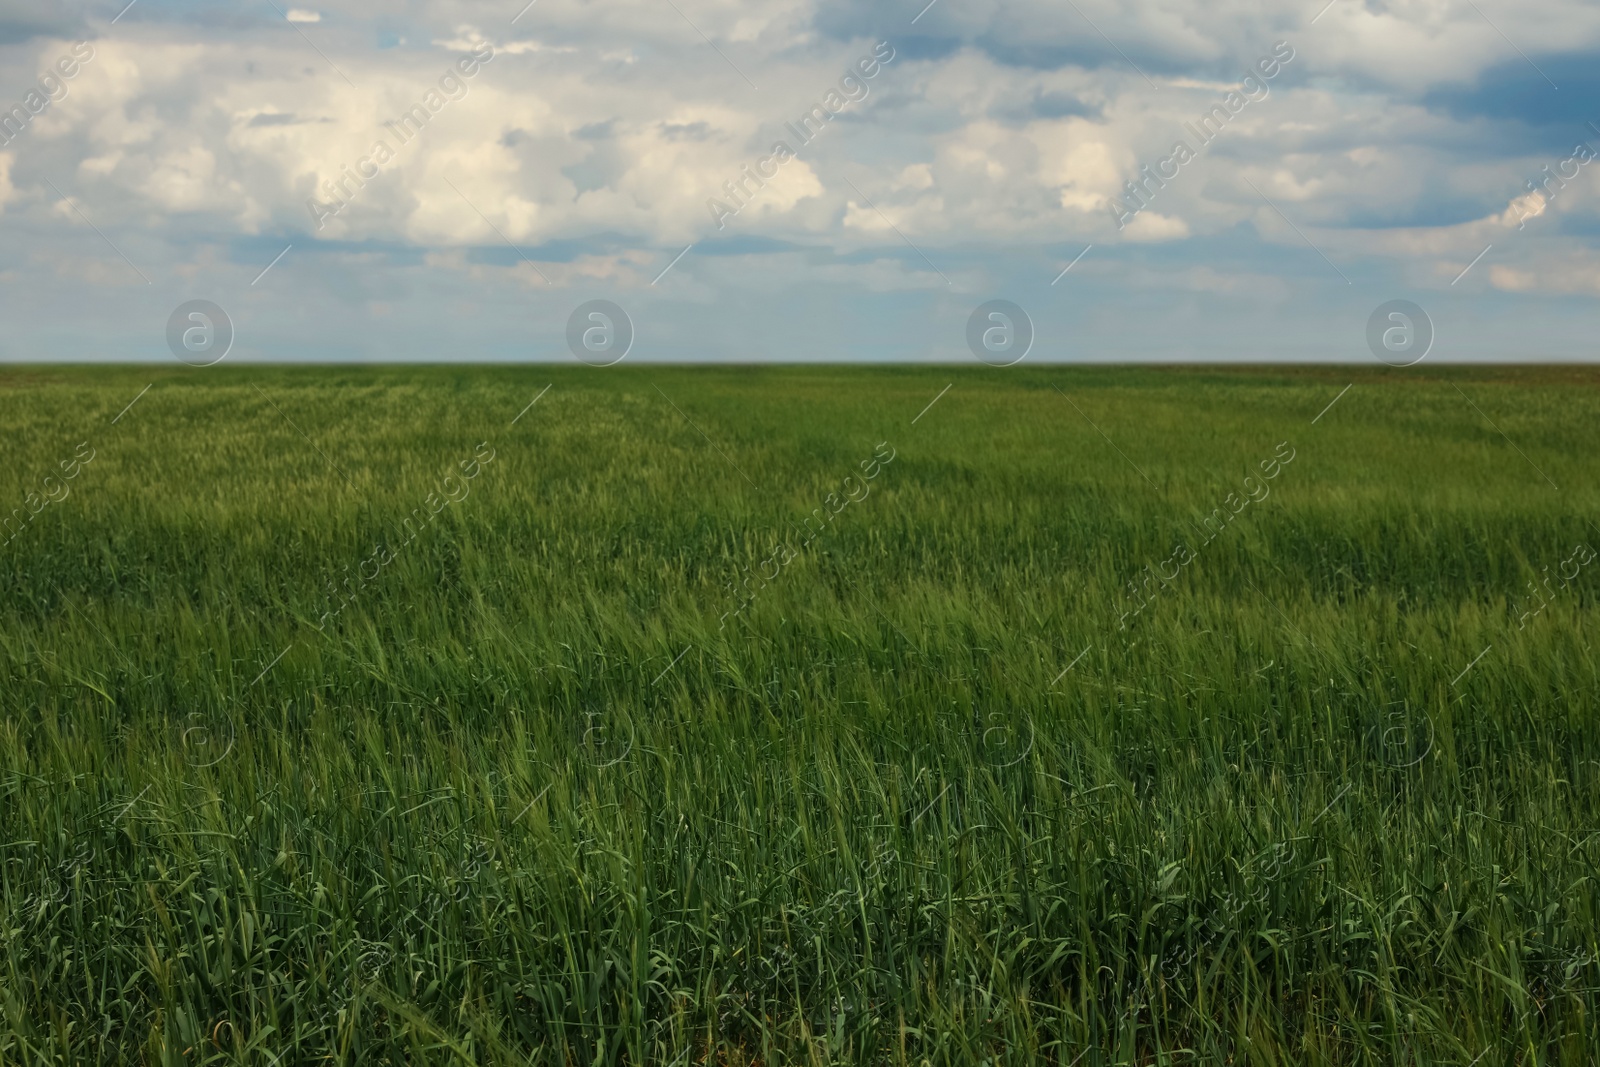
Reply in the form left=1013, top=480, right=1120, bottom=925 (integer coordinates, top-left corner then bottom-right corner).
left=1, top=363, right=1598, bottom=1065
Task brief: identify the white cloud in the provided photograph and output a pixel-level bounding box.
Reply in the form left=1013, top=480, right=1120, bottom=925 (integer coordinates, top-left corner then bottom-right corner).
left=1489, top=253, right=1600, bottom=295
left=1124, top=212, right=1191, bottom=241
left=0, top=0, right=1593, bottom=347
left=0, top=7, right=1585, bottom=264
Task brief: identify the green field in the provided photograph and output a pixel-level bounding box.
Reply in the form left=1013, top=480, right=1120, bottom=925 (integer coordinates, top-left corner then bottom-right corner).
left=2, top=364, right=1598, bottom=1065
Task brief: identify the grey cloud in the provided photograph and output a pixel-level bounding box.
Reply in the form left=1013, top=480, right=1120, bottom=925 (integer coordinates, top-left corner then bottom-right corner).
left=246, top=113, right=333, bottom=127
left=660, top=121, right=712, bottom=142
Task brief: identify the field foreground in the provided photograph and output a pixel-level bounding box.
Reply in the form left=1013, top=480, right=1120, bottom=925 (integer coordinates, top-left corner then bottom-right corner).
left=2, top=364, right=1599, bottom=1065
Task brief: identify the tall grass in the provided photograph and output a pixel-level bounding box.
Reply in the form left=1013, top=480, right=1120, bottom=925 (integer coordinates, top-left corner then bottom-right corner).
left=1, top=364, right=1598, bottom=1064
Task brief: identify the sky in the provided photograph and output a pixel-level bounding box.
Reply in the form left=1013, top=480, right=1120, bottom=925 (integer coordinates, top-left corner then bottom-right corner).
left=0, top=0, right=1597, bottom=363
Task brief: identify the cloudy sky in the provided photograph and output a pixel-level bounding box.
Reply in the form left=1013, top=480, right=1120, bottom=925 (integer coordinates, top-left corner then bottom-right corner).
left=0, top=0, right=1597, bottom=362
